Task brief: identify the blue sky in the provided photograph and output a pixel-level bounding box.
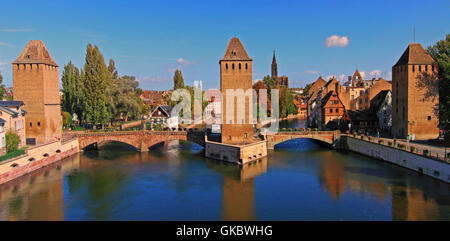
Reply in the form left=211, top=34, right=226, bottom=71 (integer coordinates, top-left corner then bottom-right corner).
left=0, top=0, right=449, bottom=90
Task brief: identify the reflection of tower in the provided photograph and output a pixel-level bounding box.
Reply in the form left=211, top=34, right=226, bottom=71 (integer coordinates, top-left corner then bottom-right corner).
left=391, top=184, right=439, bottom=221
left=205, top=158, right=267, bottom=221
left=222, top=177, right=255, bottom=221
left=0, top=154, right=80, bottom=220
left=318, top=153, right=346, bottom=200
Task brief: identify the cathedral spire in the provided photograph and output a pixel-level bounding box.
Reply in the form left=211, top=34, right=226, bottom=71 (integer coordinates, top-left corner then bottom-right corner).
left=271, top=49, right=278, bottom=79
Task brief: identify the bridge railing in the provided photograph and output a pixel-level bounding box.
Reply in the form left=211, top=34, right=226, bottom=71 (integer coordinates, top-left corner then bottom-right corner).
left=63, top=129, right=189, bottom=137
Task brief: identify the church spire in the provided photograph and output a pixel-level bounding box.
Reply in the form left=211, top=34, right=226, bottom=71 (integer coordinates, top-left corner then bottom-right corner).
left=271, top=49, right=278, bottom=79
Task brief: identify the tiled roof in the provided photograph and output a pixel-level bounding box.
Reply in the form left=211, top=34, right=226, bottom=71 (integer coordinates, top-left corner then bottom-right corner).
left=0, top=101, right=24, bottom=109
left=13, top=40, right=58, bottom=66
left=221, top=38, right=252, bottom=61
left=369, top=90, right=390, bottom=113
left=0, top=105, right=18, bottom=117
left=394, top=43, right=435, bottom=67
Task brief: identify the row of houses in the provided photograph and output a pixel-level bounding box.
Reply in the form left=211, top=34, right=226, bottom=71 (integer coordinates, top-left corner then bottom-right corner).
left=0, top=101, right=27, bottom=154
left=306, top=70, right=392, bottom=134
left=306, top=42, right=440, bottom=141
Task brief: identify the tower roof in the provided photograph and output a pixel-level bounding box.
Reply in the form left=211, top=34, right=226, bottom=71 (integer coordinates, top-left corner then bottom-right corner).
left=272, top=50, right=277, bottom=64
left=221, top=38, right=252, bottom=61
left=394, top=43, right=435, bottom=67
left=12, top=40, right=58, bottom=66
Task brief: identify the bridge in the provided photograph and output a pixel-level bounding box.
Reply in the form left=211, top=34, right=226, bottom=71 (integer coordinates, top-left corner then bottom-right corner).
left=65, top=130, right=206, bottom=151
left=264, top=131, right=340, bottom=149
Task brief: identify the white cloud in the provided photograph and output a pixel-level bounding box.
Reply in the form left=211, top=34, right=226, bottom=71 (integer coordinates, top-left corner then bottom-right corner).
left=325, top=35, right=349, bottom=47
left=0, top=42, right=14, bottom=48
left=177, top=58, right=190, bottom=65
left=138, top=76, right=167, bottom=83
left=304, top=70, right=320, bottom=74
left=0, top=28, right=33, bottom=32
left=369, top=69, right=382, bottom=77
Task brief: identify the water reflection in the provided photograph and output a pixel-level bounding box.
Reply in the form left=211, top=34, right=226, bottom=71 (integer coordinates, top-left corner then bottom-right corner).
left=0, top=124, right=448, bottom=220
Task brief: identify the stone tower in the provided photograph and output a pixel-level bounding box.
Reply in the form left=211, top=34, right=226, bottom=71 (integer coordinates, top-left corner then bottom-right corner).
left=220, top=38, right=254, bottom=144
left=392, top=43, right=439, bottom=140
left=271, top=50, right=278, bottom=80
left=12, top=40, right=61, bottom=145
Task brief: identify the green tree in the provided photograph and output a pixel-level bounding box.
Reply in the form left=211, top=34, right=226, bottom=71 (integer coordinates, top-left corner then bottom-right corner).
left=173, top=69, right=185, bottom=90
left=6, top=131, right=20, bottom=153
left=0, top=73, right=6, bottom=99
left=303, top=83, right=313, bottom=96
left=62, top=112, right=73, bottom=128
left=61, top=61, right=80, bottom=115
left=428, top=34, right=450, bottom=131
left=81, top=44, right=110, bottom=127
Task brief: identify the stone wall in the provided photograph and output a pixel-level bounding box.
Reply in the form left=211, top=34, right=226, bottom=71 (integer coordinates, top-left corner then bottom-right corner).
left=342, top=136, right=449, bottom=183
left=0, top=139, right=79, bottom=185
left=205, top=140, right=267, bottom=164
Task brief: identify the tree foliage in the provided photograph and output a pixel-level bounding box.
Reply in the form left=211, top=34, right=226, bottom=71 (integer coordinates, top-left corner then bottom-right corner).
left=428, top=34, right=450, bottom=130
left=61, top=45, right=148, bottom=127
left=82, top=44, right=110, bottom=126
left=61, top=61, right=81, bottom=115
left=173, top=69, right=185, bottom=90
left=6, top=131, right=20, bottom=153
left=62, top=112, right=73, bottom=128
left=0, top=73, right=6, bottom=99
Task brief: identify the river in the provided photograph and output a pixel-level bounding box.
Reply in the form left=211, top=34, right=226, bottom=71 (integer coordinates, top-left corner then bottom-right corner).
left=0, top=118, right=449, bottom=220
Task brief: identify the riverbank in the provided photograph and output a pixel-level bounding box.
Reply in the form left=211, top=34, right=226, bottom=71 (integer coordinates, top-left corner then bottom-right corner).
left=0, top=139, right=79, bottom=185
left=339, top=135, right=449, bottom=183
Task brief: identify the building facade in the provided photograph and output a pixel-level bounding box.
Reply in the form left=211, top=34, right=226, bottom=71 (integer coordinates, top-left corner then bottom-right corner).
left=220, top=38, right=254, bottom=144
left=0, top=101, right=27, bottom=148
left=392, top=43, right=439, bottom=140
left=12, top=40, right=61, bottom=145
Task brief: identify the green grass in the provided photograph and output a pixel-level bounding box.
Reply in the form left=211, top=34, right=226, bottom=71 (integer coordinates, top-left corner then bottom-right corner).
left=71, top=126, right=86, bottom=131
left=0, top=147, right=27, bottom=162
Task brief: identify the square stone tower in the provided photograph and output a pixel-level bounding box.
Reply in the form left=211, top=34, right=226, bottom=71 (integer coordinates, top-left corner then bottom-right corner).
left=12, top=40, right=61, bottom=145
left=392, top=43, right=439, bottom=140
left=220, top=38, right=254, bottom=144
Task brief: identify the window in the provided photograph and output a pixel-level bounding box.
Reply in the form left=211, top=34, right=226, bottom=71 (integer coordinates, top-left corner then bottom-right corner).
left=232, top=64, right=235, bottom=70
left=428, top=116, right=431, bottom=121
left=432, top=65, right=434, bottom=71
left=412, top=65, right=415, bottom=72
left=425, top=65, right=428, bottom=71
left=228, top=136, right=231, bottom=140
left=239, top=63, right=241, bottom=70
left=330, top=109, right=333, bottom=113
left=245, top=63, right=248, bottom=70
left=244, top=133, right=248, bottom=138
left=225, top=64, right=228, bottom=70
left=419, top=65, right=422, bottom=72
left=336, top=108, right=339, bottom=113
left=37, top=122, right=41, bottom=127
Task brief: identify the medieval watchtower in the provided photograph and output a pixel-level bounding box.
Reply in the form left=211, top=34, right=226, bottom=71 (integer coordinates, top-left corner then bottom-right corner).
left=12, top=40, right=61, bottom=145
left=220, top=38, right=254, bottom=144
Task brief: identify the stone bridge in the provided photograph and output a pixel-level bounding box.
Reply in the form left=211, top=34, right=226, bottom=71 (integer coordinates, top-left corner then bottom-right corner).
left=265, top=131, right=340, bottom=149
left=65, top=130, right=206, bottom=151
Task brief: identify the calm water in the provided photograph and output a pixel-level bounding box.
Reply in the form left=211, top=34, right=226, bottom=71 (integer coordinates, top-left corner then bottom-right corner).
left=0, top=118, right=449, bottom=221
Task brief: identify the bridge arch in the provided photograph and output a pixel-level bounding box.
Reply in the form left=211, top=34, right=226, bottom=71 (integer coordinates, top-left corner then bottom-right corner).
left=81, top=139, right=140, bottom=151
left=266, top=132, right=337, bottom=150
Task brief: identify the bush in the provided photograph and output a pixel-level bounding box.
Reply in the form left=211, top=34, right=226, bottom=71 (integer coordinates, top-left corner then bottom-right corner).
left=423, top=150, right=429, bottom=156
left=410, top=146, right=416, bottom=152
left=6, top=132, right=20, bottom=153
left=62, top=112, right=72, bottom=128
left=368, top=136, right=372, bottom=141
left=388, top=141, right=393, bottom=146
left=378, top=140, right=384, bottom=144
